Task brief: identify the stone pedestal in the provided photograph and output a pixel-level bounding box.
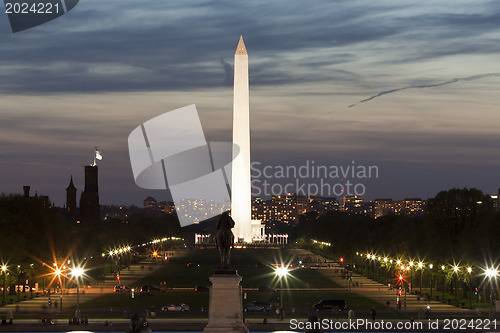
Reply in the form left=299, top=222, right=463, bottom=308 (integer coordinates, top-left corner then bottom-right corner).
left=203, top=273, right=248, bottom=333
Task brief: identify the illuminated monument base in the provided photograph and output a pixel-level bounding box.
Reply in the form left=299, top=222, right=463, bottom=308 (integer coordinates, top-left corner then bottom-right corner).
left=203, top=274, right=248, bottom=333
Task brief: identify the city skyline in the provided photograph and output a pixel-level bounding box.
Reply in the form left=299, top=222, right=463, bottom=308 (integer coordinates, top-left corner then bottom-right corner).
left=1, top=1, right=500, bottom=207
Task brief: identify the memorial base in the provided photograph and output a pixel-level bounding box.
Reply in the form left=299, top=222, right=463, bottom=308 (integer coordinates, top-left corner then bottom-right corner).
left=203, top=273, right=248, bottom=333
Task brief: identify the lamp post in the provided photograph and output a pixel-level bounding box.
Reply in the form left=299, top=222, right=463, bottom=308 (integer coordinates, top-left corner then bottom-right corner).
left=429, top=264, right=433, bottom=297
left=383, top=258, right=388, bottom=284
left=276, top=265, right=288, bottom=321
left=467, top=267, right=472, bottom=309
left=70, top=266, right=84, bottom=322
left=389, top=259, right=393, bottom=284
left=441, top=265, right=446, bottom=301
left=377, top=257, right=381, bottom=282
left=1, top=265, right=6, bottom=304
left=409, top=261, right=414, bottom=292
left=453, top=266, right=459, bottom=307
left=485, top=268, right=498, bottom=319
left=403, top=266, right=409, bottom=312
left=418, top=262, right=423, bottom=294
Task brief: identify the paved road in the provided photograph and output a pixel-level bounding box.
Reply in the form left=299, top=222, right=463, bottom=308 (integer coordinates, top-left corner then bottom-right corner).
left=0, top=258, right=164, bottom=317
left=292, top=249, right=489, bottom=317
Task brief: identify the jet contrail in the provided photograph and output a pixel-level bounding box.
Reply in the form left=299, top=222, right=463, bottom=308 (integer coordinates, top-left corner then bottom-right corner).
left=348, top=73, right=500, bottom=108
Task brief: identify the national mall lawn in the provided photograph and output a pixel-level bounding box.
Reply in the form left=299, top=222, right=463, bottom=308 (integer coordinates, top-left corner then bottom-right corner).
left=79, top=248, right=381, bottom=318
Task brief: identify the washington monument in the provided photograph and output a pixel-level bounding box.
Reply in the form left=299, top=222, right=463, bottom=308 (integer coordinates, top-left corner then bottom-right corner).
left=231, top=36, right=253, bottom=242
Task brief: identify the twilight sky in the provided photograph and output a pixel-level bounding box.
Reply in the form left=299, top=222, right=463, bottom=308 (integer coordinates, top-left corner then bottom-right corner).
left=1, top=0, right=499, bottom=207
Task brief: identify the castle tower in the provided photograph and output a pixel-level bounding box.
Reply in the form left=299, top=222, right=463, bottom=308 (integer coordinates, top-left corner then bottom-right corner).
left=231, top=36, right=253, bottom=242
left=23, top=186, right=30, bottom=198
left=79, top=165, right=100, bottom=223
left=66, top=175, right=77, bottom=217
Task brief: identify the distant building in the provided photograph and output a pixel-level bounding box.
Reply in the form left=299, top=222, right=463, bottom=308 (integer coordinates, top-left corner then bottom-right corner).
left=66, top=176, right=77, bottom=218
left=295, top=195, right=312, bottom=215
left=251, top=197, right=265, bottom=221
left=23, top=186, right=30, bottom=198
left=143, top=196, right=158, bottom=209
left=373, top=199, right=395, bottom=219
left=158, top=201, right=173, bottom=213
left=309, top=196, right=340, bottom=215
left=264, top=195, right=296, bottom=225
left=344, top=195, right=371, bottom=216
left=142, top=197, right=173, bottom=215
left=79, top=165, right=100, bottom=224
left=373, top=198, right=426, bottom=219
left=490, top=194, right=499, bottom=211
left=402, top=198, right=426, bottom=216
left=21, top=185, right=50, bottom=206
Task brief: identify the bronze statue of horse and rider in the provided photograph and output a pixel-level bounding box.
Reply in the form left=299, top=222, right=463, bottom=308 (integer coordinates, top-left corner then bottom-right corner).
left=214, top=211, right=235, bottom=273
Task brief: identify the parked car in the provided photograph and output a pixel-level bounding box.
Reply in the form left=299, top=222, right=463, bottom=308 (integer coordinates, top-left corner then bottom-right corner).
left=194, top=285, right=210, bottom=292
left=114, top=285, right=131, bottom=292
left=258, top=285, right=275, bottom=292
left=140, top=285, right=161, bottom=293
left=313, top=299, right=346, bottom=311
left=243, top=301, right=272, bottom=312
left=161, top=303, right=190, bottom=312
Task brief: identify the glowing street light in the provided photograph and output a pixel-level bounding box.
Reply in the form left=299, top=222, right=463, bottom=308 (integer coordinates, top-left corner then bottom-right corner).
left=418, top=262, right=424, bottom=294
left=1, top=265, right=7, bottom=305
left=429, top=264, right=434, bottom=297
left=441, top=265, right=446, bottom=301
left=409, top=262, right=414, bottom=292
left=69, top=266, right=85, bottom=322
left=485, top=267, right=498, bottom=319
left=383, top=257, right=388, bottom=283
left=453, top=266, right=460, bottom=306
left=275, top=265, right=289, bottom=320
left=467, top=267, right=472, bottom=309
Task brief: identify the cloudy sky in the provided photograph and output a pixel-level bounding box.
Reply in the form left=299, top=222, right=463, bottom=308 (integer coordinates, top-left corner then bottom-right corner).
left=1, top=0, right=499, bottom=207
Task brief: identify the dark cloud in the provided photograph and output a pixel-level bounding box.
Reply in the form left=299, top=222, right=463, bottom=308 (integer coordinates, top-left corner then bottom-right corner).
left=348, top=73, right=500, bottom=108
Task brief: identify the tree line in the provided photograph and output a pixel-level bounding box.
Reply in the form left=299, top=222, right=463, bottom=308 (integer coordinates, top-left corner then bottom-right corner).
left=291, top=188, right=500, bottom=264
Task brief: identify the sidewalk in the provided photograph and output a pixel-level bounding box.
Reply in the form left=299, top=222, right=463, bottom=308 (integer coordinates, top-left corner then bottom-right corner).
left=0, top=259, right=164, bottom=316
left=304, top=254, right=478, bottom=315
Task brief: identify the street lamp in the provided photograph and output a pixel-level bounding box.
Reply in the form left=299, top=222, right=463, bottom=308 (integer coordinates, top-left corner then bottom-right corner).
left=429, top=264, right=433, bottom=297
left=453, top=266, right=459, bottom=306
left=418, top=262, right=423, bottom=294
left=70, top=266, right=84, bottom=322
left=383, top=258, right=388, bottom=284
left=409, top=261, right=414, bottom=292
left=485, top=267, right=498, bottom=319
left=276, top=265, right=289, bottom=320
left=1, top=265, right=7, bottom=305
left=441, top=265, right=446, bottom=301
left=467, top=267, right=472, bottom=309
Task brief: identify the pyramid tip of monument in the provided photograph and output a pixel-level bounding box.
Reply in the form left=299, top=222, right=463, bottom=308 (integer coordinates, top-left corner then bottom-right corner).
left=235, top=35, right=247, bottom=55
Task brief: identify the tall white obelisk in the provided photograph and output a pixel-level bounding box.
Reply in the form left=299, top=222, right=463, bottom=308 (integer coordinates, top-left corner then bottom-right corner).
left=231, top=36, right=253, bottom=242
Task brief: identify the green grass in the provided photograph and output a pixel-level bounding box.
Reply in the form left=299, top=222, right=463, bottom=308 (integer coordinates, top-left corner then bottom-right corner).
left=132, top=249, right=341, bottom=289
left=79, top=248, right=382, bottom=314
left=80, top=290, right=210, bottom=313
